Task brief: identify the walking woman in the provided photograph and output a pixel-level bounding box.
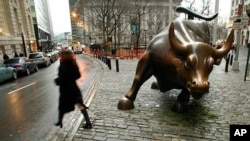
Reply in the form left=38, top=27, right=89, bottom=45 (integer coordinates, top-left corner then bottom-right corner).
left=54, top=48, right=92, bottom=129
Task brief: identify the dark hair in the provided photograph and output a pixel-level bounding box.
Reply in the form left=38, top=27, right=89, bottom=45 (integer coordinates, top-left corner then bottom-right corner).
left=60, top=49, right=75, bottom=62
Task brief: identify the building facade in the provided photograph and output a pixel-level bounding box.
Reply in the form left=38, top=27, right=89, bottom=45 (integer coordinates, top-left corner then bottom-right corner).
left=0, top=0, right=36, bottom=60
left=229, top=0, right=250, bottom=47
left=30, top=0, right=53, bottom=52
left=69, top=0, right=181, bottom=50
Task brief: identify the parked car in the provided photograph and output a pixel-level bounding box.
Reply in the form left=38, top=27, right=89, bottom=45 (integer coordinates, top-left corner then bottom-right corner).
left=4, top=57, right=38, bottom=76
left=46, top=51, right=57, bottom=63
left=0, top=63, right=17, bottom=83
left=28, top=52, right=51, bottom=67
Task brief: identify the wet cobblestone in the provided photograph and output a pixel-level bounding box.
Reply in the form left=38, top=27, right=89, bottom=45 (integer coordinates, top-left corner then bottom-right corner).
left=50, top=47, right=250, bottom=141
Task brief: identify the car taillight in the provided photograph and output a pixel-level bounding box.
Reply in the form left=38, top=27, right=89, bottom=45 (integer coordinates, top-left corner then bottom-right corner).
left=15, top=64, right=22, bottom=68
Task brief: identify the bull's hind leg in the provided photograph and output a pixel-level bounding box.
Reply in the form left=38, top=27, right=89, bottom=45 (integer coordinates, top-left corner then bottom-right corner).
left=171, top=89, right=190, bottom=113
left=118, top=53, right=153, bottom=110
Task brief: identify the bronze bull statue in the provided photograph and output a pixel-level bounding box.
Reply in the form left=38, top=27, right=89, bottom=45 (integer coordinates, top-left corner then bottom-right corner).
left=118, top=8, right=234, bottom=113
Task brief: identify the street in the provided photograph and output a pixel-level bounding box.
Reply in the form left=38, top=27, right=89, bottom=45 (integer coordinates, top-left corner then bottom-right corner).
left=0, top=54, right=98, bottom=141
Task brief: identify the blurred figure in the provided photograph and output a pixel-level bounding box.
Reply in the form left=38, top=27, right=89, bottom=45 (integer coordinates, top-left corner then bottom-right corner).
left=54, top=48, right=92, bottom=129
left=3, top=54, right=9, bottom=61
left=14, top=52, right=19, bottom=57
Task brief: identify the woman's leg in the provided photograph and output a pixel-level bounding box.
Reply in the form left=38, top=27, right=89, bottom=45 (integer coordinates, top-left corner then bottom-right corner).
left=55, top=110, right=64, bottom=128
left=76, top=103, right=92, bottom=129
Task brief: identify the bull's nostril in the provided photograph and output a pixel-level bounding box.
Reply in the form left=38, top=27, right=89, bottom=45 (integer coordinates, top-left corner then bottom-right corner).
left=203, top=81, right=209, bottom=87
left=192, top=81, right=196, bottom=86
left=187, top=82, right=191, bottom=88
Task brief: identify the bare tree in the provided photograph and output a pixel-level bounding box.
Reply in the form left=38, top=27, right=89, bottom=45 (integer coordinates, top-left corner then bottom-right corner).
left=129, top=0, right=150, bottom=55
left=182, top=0, right=213, bottom=16
left=216, top=21, right=227, bottom=40
left=80, top=0, right=128, bottom=52
left=110, top=0, right=129, bottom=51
left=147, top=3, right=168, bottom=35
left=183, top=0, right=197, bottom=12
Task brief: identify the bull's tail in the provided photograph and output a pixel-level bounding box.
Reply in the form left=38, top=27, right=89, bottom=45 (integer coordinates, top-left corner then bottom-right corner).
left=176, top=6, right=218, bottom=21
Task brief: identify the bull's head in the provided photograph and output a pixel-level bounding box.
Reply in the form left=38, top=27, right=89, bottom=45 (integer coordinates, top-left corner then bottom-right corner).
left=169, top=23, right=234, bottom=99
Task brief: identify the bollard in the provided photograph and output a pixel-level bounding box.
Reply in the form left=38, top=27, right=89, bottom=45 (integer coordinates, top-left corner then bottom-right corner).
left=225, top=54, right=230, bottom=72
left=116, top=58, right=119, bottom=72
left=101, top=56, right=104, bottom=62
left=104, top=56, right=107, bottom=64
left=107, top=58, right=111, bottom=70
left=230, top=54, right=233, bottom=66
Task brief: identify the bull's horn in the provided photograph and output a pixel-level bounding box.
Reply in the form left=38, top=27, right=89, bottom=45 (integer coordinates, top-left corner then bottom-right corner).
left=176, top=6, right=218, bottom=21
left=213, top=29, right=234, bottom=58
left=169, top=23, right=186, bottom=54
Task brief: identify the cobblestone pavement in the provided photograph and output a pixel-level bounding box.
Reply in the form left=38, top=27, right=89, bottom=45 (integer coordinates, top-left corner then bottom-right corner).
left=54, top=47, right=250, bottom=141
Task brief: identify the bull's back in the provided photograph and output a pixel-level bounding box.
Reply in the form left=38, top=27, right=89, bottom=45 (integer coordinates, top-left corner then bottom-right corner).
left=148, top=19, right=210, bottom=52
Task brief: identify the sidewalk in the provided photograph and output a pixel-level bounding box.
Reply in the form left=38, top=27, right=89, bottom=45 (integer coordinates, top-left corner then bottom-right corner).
left=55, top=47, right=250, bottom=141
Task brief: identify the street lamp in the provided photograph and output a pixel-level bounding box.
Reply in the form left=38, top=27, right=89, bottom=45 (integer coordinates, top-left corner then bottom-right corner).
left=244, top=3, right=250, bottom=81
left=144, top=29, right=147, bottom=49
left=18, top=33, right=27, bottom=57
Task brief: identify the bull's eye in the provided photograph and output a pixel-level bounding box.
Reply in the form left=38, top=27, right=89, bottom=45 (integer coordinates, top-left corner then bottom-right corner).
left=207, top=57, right=214, bottom=72
left=185, top=55, right=196, bottom=68
left=185, top=60, right=191, bottom=68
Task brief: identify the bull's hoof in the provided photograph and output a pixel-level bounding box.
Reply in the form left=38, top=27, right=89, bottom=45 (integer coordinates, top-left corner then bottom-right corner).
left=151, top=82, right=159, bottom=89
left=171, top=100, right=189, bottom=113
left=118, top=97, right=134, bottom=110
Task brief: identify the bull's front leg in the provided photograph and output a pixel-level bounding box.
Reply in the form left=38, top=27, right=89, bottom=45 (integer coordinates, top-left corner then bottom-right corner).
left=171, top=88, right=190, bottom=113
left=118, top=53, right=153, bottom=110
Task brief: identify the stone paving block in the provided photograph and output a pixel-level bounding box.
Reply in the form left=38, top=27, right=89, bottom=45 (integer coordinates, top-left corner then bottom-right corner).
left=49, top=48, right=250, bottom=141
left=93, top=136, right=107, bottom=141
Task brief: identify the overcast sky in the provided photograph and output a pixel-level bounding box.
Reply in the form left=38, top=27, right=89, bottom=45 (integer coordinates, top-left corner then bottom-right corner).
left=49, top=0, right=71, bottom=34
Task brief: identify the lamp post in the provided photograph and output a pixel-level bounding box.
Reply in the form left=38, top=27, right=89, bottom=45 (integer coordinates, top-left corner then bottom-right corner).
left=18, top=33, right=27, bottom=57
left=232, top=1, right=244, bottom=71
left=244, top=3, right=250, bottom=81
left=144, top=29, right=147, bottom=49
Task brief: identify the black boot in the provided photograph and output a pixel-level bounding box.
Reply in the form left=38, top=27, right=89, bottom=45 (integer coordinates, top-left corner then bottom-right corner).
left=81, top=109, right=92, bottom=129
left=83, top=104, right=89, bottom=109
left=54, top=111, right=64, bottom=128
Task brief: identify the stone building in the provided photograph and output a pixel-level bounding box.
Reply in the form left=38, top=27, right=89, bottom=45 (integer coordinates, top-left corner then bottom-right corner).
left=229, top=0, right=250, bottom=47
left=0, top=0, right=36, bottom=60
left=69, top=0, right=182, bottom=50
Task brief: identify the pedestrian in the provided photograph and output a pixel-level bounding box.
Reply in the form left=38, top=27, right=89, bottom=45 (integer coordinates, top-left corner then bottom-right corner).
left=14, top=52, right=19, bottom=57
left=54, top=48, right=92, bottom=129
left=111, top=48, right=116, bottom=58
left=3, top=54, right=9, bottom=61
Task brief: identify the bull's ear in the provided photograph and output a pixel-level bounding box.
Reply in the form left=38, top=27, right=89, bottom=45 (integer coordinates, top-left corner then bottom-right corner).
left=213, top=29, right=234, bottom=58
left=169, top=22, right=186, bottom=54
